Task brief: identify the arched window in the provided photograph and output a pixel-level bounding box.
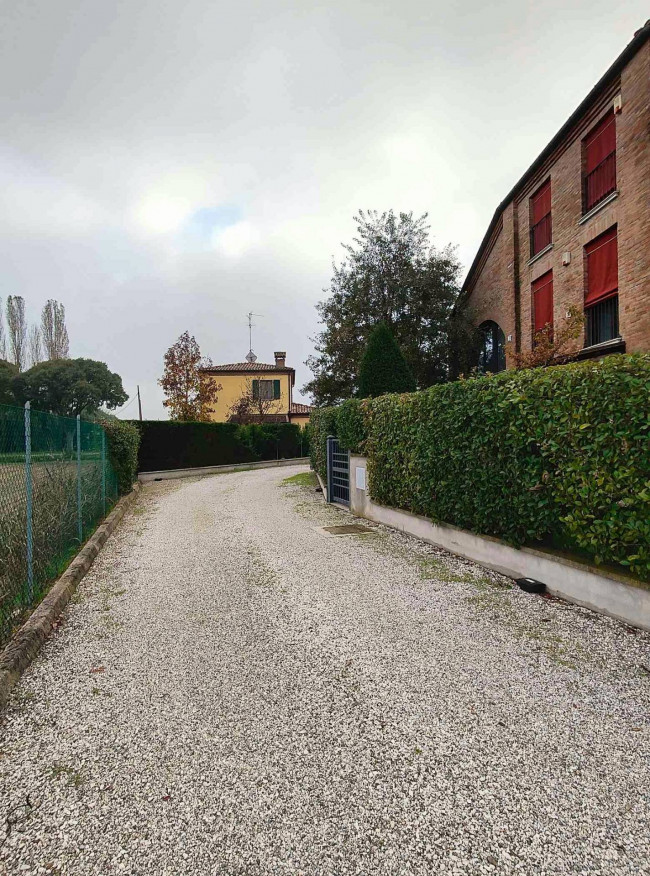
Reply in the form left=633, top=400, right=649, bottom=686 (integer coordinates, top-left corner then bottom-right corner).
left=478, top=321, right=506, bottom=373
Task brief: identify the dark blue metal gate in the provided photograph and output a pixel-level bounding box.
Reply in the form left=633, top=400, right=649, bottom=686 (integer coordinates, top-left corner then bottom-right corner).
left=326, top=436, right=350, bottom=506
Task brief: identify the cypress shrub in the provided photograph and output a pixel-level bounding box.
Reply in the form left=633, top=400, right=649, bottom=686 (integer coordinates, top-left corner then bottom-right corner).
left=358, top=322, right=417, bottom=398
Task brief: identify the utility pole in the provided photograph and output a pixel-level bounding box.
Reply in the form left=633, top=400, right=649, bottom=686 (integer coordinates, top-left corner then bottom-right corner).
left=137, top=385, right=143, bottom=421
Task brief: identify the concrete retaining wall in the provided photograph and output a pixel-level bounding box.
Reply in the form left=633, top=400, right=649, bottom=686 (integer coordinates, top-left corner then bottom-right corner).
left=349, top=455, right=650, bottom=631
left=139, top=457, right=310, bottom=483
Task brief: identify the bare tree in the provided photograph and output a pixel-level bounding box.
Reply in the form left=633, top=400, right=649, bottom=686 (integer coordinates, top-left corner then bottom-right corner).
left=6, top=296, right=27, bottom=371
left=0, top=299, right=6, bottom=360
left=41, top=299, right=70, bottom=360
left=28, top=325, right=43, bottom=367
left=227, top=378, right=279, bottom=424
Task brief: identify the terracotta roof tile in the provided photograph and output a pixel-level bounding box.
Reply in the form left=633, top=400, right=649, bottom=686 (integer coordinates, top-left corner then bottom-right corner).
left=200, top=362, right=294, bottom=373
left=290, top=402, right=313, bottom=414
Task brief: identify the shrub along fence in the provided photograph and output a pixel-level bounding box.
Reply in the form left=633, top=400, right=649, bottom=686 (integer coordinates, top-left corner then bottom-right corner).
left=133, top=420, right=309, bottom=473
left=0, top=405, right=139, bottom=649
left=311, top=354, right=650, bottom=580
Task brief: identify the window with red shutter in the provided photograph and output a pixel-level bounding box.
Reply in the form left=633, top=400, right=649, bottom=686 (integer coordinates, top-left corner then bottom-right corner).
left=583, top=112, right=616, bottom=212
left=530, top=180, right=552, bottom=257
left=584, top=227, right=619, bottom=346
left=585, top=227, right=618, bottom=306
left=532, top=270, right=553, bottom=339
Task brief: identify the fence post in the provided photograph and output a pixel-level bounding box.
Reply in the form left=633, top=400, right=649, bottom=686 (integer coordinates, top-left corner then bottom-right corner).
left=24, top=402, right=34, bottom=602
left=101, top=429, right=106, bottom=515
left=76, top=414, right=82, bottom=542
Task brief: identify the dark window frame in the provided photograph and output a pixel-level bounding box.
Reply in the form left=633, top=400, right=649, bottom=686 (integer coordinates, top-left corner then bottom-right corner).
left=477, top=320, right=506, bottom=374
left=585, top=295, right=619, bottom=347
left=584, top=225, right=620, bottom=347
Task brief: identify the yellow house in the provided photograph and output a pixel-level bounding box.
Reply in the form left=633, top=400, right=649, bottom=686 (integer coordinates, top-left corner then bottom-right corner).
left=200, top=351, right=312, bottom=427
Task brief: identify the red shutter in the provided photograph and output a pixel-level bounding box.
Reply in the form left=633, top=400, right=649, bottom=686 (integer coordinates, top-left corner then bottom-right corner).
left=585, top=112, right=616, bottom=173
left=531, top=180, right=551, bottom=224
left=530, top=179, right=552, bottom=255
left=532, top=271, right=553, bottom=333
left=585, top=227, right=618, bottom=306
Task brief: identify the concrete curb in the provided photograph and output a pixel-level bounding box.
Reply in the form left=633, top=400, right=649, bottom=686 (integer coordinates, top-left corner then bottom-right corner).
left=0, top=482, right=142, bottom=710
left=348, top=454, right=650, bottom=632
left=314, top=469, right=327, bottom=499
left=138, top=457, right=310, bottom=483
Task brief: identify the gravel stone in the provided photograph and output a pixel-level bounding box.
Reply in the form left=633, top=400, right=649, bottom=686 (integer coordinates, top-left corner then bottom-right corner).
left=1, top=466, right=649, bottom=875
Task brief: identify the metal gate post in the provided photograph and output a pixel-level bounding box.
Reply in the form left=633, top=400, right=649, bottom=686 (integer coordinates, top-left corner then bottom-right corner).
left=76, top=414, right=82, bottom=542
left=101, top=429, right=106, bottom=515
left=24, top=402, right=34, bottom=602
left=326, top=435, right=334, bottom=503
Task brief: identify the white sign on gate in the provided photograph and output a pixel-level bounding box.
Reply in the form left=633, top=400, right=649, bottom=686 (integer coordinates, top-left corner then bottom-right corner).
left=355, top=466, right=366, bottom=491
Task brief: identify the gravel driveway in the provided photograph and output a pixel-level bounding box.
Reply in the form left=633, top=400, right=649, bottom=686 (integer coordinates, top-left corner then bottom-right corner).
left=1, top=466, right=649, bottom=875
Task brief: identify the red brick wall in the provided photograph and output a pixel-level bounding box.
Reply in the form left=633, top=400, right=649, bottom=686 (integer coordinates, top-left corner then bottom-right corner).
left=464, top=204, right=516, bottom=365
left=464, top=41, right=650, bottom=361
left=617, top=42, right=650, bottom=352
left=516, top=84, right=618, bottom=355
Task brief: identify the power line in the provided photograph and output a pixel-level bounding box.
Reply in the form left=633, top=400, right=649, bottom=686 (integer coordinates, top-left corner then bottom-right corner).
left=116, top=394, right=138, bottom=415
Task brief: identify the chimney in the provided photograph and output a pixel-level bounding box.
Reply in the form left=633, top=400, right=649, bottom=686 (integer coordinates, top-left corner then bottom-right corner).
left=274, top=351, right=286, bottom=368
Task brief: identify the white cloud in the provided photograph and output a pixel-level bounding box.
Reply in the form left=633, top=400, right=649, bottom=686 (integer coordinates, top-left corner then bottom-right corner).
left=132, top=194, right=193, bottom=235
left=213, top=221, right=258, bottom=258
left=130, top=169, right=220, bottom=236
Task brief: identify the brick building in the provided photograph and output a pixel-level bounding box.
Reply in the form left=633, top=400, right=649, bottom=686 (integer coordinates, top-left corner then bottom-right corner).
left=457, top=21, right=650, bottom=372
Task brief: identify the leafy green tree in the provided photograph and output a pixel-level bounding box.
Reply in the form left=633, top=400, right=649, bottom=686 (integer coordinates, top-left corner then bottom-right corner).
left=358, top=323, right=416, bottom=398
left=12, top=358, right=128, bottom=417
left=304, top=209, right=468, bottom=404
left=0, top=359, right=18, bottom=405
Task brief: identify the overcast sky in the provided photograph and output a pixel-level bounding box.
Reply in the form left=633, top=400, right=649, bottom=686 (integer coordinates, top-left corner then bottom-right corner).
left=1, top=1, right=646, bottom=417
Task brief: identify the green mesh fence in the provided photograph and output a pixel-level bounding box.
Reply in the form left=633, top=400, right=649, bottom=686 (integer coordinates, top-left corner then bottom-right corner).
left=0, top=403, right=119, bottom=647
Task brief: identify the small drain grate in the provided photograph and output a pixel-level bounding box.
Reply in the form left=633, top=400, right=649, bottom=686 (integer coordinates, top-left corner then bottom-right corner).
left=322, top=524, right=374, bottom=535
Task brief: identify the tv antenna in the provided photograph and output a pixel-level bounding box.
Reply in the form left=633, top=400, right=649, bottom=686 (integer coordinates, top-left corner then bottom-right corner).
left=246, top=311, right=263, bottom=363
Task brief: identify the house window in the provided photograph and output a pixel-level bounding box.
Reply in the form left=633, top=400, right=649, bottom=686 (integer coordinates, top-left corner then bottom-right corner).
left=530, top=180, right=552, bottom=257
left=584, top=226, right=619, bottom=346
left=532, top=270, right=553, bottom=340
left=252, top=379, right=281, bottom=400
left=583, top=111, right=616, bottom=213
left=477, top=321, right=506, bottom=373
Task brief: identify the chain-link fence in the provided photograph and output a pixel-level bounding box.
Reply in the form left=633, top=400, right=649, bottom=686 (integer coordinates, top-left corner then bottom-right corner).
left=0, top=403, right=119, bottom=647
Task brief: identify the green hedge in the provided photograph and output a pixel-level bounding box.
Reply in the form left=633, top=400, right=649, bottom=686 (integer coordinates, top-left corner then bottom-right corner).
left=309, top=407, right=339, bottom=481
left=310, top=355, right=650, bottom=578
left=133, top=420, right=307, bottom=472
left=337, top=398, right=371, bottom=455
left=103, top=419, right=141, bottom=495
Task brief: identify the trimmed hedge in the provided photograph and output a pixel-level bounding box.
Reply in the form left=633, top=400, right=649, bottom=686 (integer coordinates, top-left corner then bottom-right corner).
left=103, top=419, right=141, bottom=495
left=133, top=420, right=307, bottom=473
left=310, top=355, right=650, bottom=579
left=309, top=407, right=339, bottom=482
